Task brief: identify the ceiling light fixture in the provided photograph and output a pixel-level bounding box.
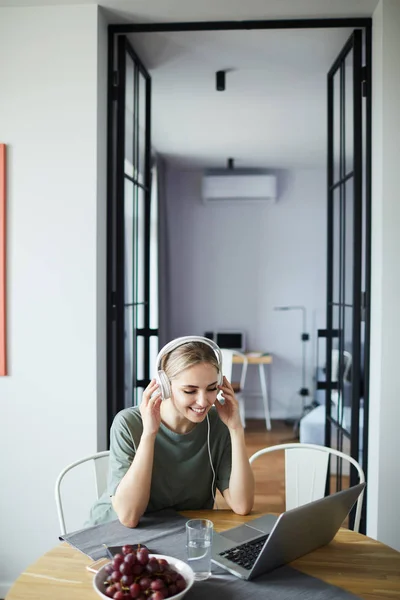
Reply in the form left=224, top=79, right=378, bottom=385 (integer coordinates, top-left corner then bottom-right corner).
left=216, top=70, right=225, bottom=91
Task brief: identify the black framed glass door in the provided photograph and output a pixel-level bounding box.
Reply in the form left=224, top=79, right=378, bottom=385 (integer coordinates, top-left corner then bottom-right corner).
left=325, top=28, right=371, bottom=533
left=107, top=35, right=158, bottom=428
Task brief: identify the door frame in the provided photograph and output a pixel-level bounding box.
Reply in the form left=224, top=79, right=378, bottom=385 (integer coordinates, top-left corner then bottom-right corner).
left=106, top=34, right=152, bottom=429
left=325, top=28, right=369, bottom=531
left=106, top=17, right=372, bottom=531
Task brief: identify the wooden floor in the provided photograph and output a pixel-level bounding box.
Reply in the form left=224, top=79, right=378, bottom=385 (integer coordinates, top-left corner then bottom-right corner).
left=215, top=419, right=350, bottom=523
left=215, top=418, right=295, bottom=513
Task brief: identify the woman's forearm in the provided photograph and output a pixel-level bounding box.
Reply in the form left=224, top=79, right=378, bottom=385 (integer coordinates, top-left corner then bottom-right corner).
left=225, top=427, right=255, bottom=515
left=112, top=432, right=156, bottom=527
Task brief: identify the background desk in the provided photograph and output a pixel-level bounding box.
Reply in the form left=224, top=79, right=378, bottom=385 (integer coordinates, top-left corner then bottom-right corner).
left=6, top=510, right=400, bottom=600
left=232, top=353, right=273, bottom=430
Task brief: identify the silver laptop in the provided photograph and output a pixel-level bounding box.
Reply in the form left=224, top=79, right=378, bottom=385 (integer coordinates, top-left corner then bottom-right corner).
left=212, top=482, right=365, bottom=580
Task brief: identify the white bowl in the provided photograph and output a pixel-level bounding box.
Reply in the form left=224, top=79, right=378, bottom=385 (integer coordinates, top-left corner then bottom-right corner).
left=93, top=553, right=195, bottom=600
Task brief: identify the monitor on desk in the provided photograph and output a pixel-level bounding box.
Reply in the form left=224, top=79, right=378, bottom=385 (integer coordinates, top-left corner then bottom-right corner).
left=204, top=330, right=246, bottom=353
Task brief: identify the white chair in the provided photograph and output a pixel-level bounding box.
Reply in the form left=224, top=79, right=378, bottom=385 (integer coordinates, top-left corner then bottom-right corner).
left=249, top=443, right=365, bottom=532
left=55, top=450, right=110, bottom=535
left=220, top=349, right=248, bottom=427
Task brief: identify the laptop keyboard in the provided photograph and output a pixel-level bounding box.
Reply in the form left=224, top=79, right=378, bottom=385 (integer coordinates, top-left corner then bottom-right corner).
left=218, top=535, right=269, bottom=570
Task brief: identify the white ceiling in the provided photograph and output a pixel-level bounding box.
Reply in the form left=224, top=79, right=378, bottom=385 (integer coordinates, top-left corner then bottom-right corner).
left=1, top=0, right=378, bottom=169
left=0, top=0, right=379, bottom=21
left=130, top=27, right=358, bottom=169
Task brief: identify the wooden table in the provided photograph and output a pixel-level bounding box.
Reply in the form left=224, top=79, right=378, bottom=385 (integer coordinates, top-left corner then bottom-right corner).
left=6, top=510, right=400, bottom=600
left=232, top=353, right=273, bottom=430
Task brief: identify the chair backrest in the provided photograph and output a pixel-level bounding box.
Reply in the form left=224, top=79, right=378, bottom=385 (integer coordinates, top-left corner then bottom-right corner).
left=249, top=443, right=365, bottom=532
left=55, top=450, right=110, bottom=535
left=220, top=349, right=248, bottom=390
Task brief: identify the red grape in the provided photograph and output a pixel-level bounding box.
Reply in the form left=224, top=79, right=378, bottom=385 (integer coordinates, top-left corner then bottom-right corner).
left=132, top=564, right=144, bottom=576
left=150, top=578, right=165, bottom=591
left=162, top=573, right=172, bottom=585
left=102, top=549, right=187, bottom=600
left=138, top=576, right=151, bottom=590
left=114, top=553, right=124, bottom=562
left=112, top=556, right=124, bottom=571
left=119, top=562, right=132, bottom=576
left=122, top=544, right=133, bottom=555
left=121, top=574, right=133, bottom=586
left=136, top=548, right=149, bottom=565
left=148, top=557, right=159, bottom=569
left=124, top=553, right=137, bottom=566
left=168, top=570, right=178, bottom=582
left=129, top=582, right=141, bottom=598
left=168, top=583, right=178, bottom=596
left=176, top=577, right=186, bottom=592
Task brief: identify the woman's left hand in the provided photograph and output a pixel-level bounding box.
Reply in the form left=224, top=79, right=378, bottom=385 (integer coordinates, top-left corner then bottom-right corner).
left=214, top=376, right=243, bottom=431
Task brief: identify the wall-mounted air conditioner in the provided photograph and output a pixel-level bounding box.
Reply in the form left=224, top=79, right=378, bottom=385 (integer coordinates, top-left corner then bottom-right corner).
left=202, top=169, right=277, bottom=204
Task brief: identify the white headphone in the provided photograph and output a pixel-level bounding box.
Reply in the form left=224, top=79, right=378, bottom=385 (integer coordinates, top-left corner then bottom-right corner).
left=154, top=335, right=224, bottom=400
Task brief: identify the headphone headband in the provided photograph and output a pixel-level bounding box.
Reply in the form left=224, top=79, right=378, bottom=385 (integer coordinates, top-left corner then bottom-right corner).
left=155, top=335, right=223, bottom=400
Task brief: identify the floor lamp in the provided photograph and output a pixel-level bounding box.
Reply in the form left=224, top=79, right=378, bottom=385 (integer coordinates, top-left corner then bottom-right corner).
left=274, top=305, right=313, bottom=436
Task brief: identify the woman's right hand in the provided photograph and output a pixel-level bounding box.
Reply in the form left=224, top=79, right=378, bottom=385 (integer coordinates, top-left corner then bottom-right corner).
left=140, top=379, right=162, bottom=436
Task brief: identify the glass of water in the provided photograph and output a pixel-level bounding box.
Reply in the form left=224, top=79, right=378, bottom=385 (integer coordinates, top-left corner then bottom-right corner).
left=186, top=518, right=213, bottom=581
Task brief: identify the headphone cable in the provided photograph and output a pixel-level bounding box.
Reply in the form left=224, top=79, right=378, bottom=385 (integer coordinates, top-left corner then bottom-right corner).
left=206, top=414, right=218, bottom=510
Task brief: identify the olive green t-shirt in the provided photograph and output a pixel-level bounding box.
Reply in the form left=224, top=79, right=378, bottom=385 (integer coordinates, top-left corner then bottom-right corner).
left=86, top=406, right=232, bottom=526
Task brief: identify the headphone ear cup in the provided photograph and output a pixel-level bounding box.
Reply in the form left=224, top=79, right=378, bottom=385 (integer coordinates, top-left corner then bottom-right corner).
left=157, top=370, right=171, bottom=400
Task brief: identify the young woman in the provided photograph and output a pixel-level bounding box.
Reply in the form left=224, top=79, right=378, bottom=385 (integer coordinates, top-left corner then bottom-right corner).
left=87, top=338, right=254, bottom=528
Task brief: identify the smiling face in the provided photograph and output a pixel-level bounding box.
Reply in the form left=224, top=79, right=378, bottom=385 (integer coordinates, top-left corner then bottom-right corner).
left=169, top=362, right=219, bottom=425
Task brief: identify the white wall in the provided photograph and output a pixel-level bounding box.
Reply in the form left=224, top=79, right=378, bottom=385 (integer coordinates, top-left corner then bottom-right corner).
left=164, top=167, right=327, bottom=420
left=368, top=0, right=400, bottom=551
left=0, top=5, right=107, bottom=595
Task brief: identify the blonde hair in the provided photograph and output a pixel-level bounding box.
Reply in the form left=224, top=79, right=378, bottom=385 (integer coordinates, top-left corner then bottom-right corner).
left=162, top=341, right=220, bottom=381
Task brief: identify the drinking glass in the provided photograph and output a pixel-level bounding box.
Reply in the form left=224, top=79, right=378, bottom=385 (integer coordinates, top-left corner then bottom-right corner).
left=185, top=518, right=213, bottom=581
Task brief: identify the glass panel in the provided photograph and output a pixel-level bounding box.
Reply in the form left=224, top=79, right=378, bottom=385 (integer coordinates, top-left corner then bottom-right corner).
left=344, top=177, right=354, bottom=306
left=124, top=306, right=134, bottom=407
left=150, top=336, right=159, bottom=379
left=330, top=305, right=340, bottom=422
left=135, top=186, right=145, bottom=329
left=359, top=319, right=366, bottom=465
left=361, top=91, right=367, bottom=295
left=125, top=55, right=135, bottom=179
left=138, top=72, right=147, bottom=186
left=133, top=66, right=139, bottom=182
left=150, top=167, right=159, bottom=329
left=137, top=335, right=144, bottom=381
left=329, top=421, right=351, bottom=502
left=344, top=48, right=354, bottom=176
left=341, top=306, right=353, bottom=434
left=329, top=422, right=340, bottom=492
left=333, top=68, right=341, bottom=184
left=135, top=386, right=144, bottom=408
left=124, top=178, right=134, bottom=304
left=332, top=187, right=341, bottom=304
